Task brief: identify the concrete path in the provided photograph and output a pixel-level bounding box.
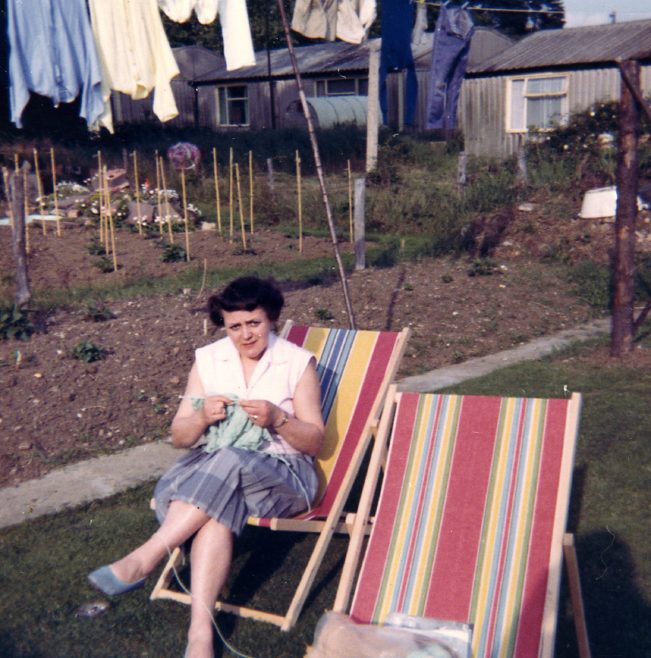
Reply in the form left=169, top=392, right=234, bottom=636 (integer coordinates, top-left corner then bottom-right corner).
left=0, top=316, right=610, bottom=530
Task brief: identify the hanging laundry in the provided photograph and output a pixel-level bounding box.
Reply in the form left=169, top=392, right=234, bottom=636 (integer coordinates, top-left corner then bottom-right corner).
left=7, top=0, right=105, bottom=130
left=158, top=0, right=255, bottom=70
left=88, top=0, right=181, bottom=133
left=291, top=0, right=375, bottom=45
left=426, top=3, right=475, bottom=130
left=379, top=0, right=418, bottom=126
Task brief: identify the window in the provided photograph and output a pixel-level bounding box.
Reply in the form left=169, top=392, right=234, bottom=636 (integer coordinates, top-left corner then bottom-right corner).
left=507, top=75, right=568, bottom=132
left=315, top=77, right=368, bottom=97
left=217, top=86, right=248, bottom=126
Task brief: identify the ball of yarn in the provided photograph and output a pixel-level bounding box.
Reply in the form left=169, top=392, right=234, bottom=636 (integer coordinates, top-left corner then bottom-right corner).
left=167, top=142, right=201, bottom=170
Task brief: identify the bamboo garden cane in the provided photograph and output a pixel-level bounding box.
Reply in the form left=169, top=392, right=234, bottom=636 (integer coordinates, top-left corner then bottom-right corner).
left=50, top=148, right=61, bottom=236
left=102, top=166, right=118, bottom=272
left=32, top=148, right=47, bottom=235
left=295, top=149, right=303, bottom=254
left=158, top=156, right=174, bottom=243
left=21, top=161, right=30, bottom=255
left=235, top=163, right=247, bottom=250
left=155, top=150, right=164, bottom=236
left=180, top=167, right=191, bottom=261
left=212, top=147, right=222, bottom=234
left=228, top=147, right=234, bottom=242
left=248, top=149, right=254, bottom=234
left=3, top=167, right=13, bottom=231
left=347, top=159, right=353, bottom=244
left=132, top=150, right=143, bottom=236
left=97, top=150, right=106, bottom=249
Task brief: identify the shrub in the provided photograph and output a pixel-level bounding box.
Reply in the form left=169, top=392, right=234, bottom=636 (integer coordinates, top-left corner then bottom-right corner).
left=0, top=304, right=34, bottom=341
left=83, top=302, right=115, bottom=322
left=71, top=340, right=107, bottom=363
left=567, top=261, right=611, bottom=310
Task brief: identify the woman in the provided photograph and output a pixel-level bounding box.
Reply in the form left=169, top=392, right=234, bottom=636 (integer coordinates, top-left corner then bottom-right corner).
left=88, top=276, right=325, bottom=658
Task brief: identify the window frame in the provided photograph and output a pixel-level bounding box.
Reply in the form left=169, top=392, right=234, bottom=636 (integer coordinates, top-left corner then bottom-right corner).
left=314, top=77, right=368, bottom=97
left=505, top=73, right=569, bottom=134
left=216, top=84, right=249, bottom=127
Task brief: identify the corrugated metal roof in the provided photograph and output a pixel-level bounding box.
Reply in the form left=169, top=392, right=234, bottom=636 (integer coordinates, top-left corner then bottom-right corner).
left=470, top=19, right=651, bottom=74
left=192, top=41, right=370, bottom=83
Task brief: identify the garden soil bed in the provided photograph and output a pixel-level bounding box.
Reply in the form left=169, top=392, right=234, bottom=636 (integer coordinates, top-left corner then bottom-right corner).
left=2, top=206, right=651, bottom=488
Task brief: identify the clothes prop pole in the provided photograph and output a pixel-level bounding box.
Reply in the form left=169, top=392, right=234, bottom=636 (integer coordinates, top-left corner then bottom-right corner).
left=276, top=0, right=356, bottom=329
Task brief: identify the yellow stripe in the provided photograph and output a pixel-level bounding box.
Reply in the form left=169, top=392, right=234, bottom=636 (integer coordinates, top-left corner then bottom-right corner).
left=376, top=394, right=434, bottom=621
left=409, top=395, right=460, bottom=615
left=310, top=330, right=377, bottom=490
left=472, top=397, right=517, bottom=656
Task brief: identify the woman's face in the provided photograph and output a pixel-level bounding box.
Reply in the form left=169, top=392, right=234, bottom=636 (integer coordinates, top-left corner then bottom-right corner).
left=222, top=307, right=272, bottom=361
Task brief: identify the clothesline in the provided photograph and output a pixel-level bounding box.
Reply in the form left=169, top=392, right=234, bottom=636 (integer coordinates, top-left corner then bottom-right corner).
left=412, top=1, right=565, bottom=14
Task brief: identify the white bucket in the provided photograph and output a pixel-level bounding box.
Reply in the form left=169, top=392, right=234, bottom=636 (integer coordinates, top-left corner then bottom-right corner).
left=579, top=186, right=647, bottom=219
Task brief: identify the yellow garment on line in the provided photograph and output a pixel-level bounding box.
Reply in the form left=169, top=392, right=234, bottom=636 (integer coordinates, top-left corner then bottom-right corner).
left=88, top=0, right=180, bottom=132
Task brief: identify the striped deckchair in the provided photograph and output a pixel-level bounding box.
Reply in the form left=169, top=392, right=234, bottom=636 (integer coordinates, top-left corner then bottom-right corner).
left=151, top=323, right=410, bottom=631
left=334, top=387, right=590, bottom=658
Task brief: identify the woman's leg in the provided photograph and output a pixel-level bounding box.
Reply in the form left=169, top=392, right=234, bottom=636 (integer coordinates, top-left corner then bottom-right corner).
left=111, top=500, right=212, bottom=583
left=186, top=519, right=233, bottom=658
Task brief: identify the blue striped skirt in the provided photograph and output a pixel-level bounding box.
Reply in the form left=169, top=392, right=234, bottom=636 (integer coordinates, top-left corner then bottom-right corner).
left=153, top=447, right=318, bottom=536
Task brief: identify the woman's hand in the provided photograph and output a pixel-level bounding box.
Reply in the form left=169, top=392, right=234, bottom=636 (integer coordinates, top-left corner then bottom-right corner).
left=201, top=395, right=233, bottom=426
left=238, top=399, right=281, bottom=428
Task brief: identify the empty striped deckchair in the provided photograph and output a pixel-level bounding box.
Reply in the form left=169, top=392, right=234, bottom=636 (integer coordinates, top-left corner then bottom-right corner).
left=151, top=323, right=410, bottom=631
left=334, top=387, right=589, bottom=658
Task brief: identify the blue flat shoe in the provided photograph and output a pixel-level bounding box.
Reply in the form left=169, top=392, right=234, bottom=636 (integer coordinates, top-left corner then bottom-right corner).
left=88, top=565, right=146, bottom=596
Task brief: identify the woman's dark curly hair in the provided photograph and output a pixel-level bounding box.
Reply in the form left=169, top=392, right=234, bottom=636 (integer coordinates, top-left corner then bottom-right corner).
left=208, top=276, right=284, bottom=327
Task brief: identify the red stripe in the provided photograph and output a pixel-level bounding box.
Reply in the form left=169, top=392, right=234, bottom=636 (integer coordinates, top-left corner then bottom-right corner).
left=424, top=396, right=502, bottom=621
left=350, top=391, right=419, bottom=622
left=286, top=324, right=309, bottom=347
left=314, top=332, right=398, bottom=516
left=513, top=399, right=568, bottom=657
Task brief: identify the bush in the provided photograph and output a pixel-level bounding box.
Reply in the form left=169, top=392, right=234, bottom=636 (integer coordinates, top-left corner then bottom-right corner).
left=567, top=261, right=611, bottom=310
left=160, top=242, right=187, bottom=263
left=0, top=304, right=34, bottom=341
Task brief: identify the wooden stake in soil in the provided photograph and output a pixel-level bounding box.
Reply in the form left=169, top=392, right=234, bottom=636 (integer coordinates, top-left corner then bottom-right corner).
left=32, top=148, right=47, bottom=235
left=22, top=164, right=30, bottom=255
left=235, top=163, right=247, bottom=250
left=248, top=149, right=254, bottom=234
left=159, top=156, right=175, bottom=243
left=10, top=164, right=31, bottom=307
left=132, top=150, right=143, bottom=236
left=295, top=149, right=303, bottom=253
left=97, top=150, right=105, bottom=248
left=2, top=167, right=13, bottom=230
left=347, top=159, right=353, bottom=243
left=212, top=147, right=222, bottom=234
left=180, top=168, right=191, bottom=261
left=155, top=151, right=164, bottom=235
left=103, top=166, right=118, bottom=272
left=50, top=147, right=61, bottom=236
left=228, top=147, right=234, bottom=242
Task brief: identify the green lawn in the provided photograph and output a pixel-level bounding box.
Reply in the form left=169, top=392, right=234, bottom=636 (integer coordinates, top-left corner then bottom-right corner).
left=1, top=337, right=649, bottom=658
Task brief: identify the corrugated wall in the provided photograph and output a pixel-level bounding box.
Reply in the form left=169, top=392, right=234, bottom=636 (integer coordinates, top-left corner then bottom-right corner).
left=460, top=63, right=651, bottom=158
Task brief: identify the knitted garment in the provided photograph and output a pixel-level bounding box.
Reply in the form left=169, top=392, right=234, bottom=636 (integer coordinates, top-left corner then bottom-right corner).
left=192, top=395, right=272, bottom=453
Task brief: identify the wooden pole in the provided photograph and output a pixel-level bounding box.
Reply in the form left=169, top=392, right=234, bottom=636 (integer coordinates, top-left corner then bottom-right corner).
left=347, top=160, right=353, bottom=243
left=103, top=166, right=118, bottom=271
left=159, top=156, right=174, bottom=243
left=276, top=0, right=356, bottom=328
left=366, top=41, right=381, bottom=173
left=50, top=148, right=61, bottom=236
left=10, top=165, right=31, bottom=307
left=235, top=163, right=247, bottom=250
left=212, top=147, right=222, bottom=234
left=611, top=59, right=639, bottom=356
left=132, top=150, right=143, bottom=236
left=354, top=177, right=366, bottom=270
left=248, top=149, right=254, bottom=234
left=295, top=150, right=303, bottom=254
left=22, top=163, right=30, bottom=255
left=155, top=151, right=164, bottom=235
left=229, top=147, right=234, bottom=242
left=180, top=168, right=191, bottom=261
left=32, top=148, right=47, bottom=235
left=2, top=167, right=13, bottom=231
left=97, top=151, right=105, bottom=248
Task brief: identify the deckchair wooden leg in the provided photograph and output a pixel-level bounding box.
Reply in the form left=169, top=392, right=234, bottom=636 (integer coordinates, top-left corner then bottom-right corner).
left=563, top=533, right=592, bottom=658
left=150, top=546, right=186, bottom=602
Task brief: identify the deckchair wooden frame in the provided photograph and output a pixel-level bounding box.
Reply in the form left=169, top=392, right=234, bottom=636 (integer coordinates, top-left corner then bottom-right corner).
left=150, top=323, right=410, bottom=631
left=334, top=386, right=591, bottom=658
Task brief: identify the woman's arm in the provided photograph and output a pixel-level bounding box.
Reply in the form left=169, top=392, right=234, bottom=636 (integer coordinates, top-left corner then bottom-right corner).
left=170, top=363, right=232, bottom=448
left=239, top=358, right=325, bottom=457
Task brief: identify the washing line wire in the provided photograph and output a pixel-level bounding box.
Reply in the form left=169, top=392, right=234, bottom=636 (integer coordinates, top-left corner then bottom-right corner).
left=412, top=1, right=565, bottom=15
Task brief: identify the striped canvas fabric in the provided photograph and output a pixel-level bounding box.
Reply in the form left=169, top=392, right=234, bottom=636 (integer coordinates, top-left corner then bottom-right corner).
left=255, top=325, right=404, bottom=523
left=350, top=392, right=580, bottom=658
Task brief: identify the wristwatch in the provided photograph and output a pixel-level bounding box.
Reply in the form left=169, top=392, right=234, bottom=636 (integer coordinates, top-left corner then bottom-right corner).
left=273, top=411, right=290, bottom=430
